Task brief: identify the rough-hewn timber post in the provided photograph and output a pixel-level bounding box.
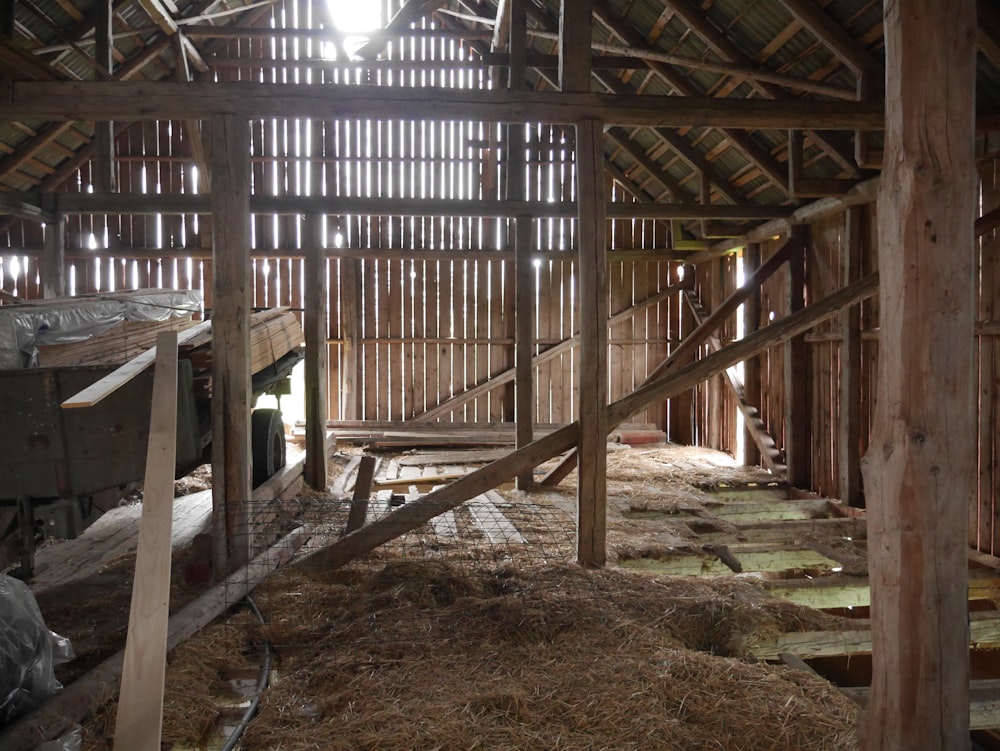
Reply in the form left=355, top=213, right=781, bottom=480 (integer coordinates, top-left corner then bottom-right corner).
left=859, top=2, right=976, bottom=749
left=210, top=114, right=253, bottom=575
left=575, top=117, right=607, bottom=567
left=303, top=213, right=328, bottom=490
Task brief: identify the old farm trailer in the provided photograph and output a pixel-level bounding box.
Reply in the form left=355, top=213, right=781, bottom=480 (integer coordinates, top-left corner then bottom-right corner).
left=0, top=291, right=303, bottom=576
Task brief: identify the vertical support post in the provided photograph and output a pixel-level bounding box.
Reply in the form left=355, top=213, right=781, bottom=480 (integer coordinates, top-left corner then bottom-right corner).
left=743, top=243, right=762, bottom=467
left=303, top=213, right=328, bottom=490
left=340, top=257, right=361, bottom=421
left=707, top=258, right=724, bottom=450
left=210, top=114, right=252, bottom=575
left=977, top=158, right=1000, bottom=551
left=859, top=2, right=976, bottom=749
left=93, top=0, right=115, bottom=193
left=575, top=118, right=607, bottom=567
left=559, top=0, right=592, bottom=93
left=668, top=264, right=695, bottom=444
left=783, top=226, right=810, bottom=488
left=514, top=214, right=533, bottom=489
left=839, top=206, right=863, bottom=507
left=508, top=0, right=533, bottom=488
left=41, top=195, right=65, bottom=298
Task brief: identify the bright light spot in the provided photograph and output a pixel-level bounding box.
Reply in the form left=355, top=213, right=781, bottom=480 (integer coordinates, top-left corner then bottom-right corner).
left=8, top=258, right=20, bottom=279
left=333, top=232, right=344, bottom=247
left=768, top=310, right=776, bottom=321
left=88, top=233, right=98, bottom=250
left=326, top=0, right=382, bottom=58
left=831, top=566, right=843, bottom=573
left=676, top=265, right=685, bottom=280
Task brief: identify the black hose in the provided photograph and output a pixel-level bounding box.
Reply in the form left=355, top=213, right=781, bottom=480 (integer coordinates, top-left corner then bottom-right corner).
left=220, top=596, right=272, bottom=751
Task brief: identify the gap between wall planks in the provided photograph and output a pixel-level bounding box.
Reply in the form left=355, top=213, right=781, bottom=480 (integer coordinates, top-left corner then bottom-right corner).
left=112, top=330, right=178, bottom=751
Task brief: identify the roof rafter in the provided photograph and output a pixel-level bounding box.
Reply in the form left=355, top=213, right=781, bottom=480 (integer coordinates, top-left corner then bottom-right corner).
left=661, top=0, right=859, bottom=178
left=591, top=0, right=792, bottom=197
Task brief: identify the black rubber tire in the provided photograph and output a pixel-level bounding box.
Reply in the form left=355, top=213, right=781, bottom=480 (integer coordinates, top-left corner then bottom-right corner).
left=251, top=408, right=286, bottom=488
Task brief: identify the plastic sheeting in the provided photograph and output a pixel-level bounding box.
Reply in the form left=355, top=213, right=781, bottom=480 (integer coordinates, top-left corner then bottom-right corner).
left=0, top=289, right=202, bottom=369
left=0, top=575, right=74, bottom=729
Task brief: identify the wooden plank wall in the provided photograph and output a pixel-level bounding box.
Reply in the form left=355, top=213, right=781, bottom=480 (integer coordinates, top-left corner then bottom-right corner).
left=0, top=0, right=676, bottom=434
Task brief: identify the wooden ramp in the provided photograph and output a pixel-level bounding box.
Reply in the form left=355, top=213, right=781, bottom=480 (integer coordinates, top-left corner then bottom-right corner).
left=30, top=445, right=308, bottom=594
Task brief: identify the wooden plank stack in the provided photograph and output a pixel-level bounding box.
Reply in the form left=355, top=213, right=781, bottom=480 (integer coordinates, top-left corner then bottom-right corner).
left=37, top=316, right=195, bottom=367
left=180, top=308, right=304, bottom=396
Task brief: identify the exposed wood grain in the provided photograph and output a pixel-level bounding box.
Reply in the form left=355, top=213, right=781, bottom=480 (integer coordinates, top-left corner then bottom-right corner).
left=575, top=118, right=608, bottom=567
left=210, top=113, right=253, bottom=575
left=60, top=321, right=211, bottom=408
left=558, top=0, right=591, bottom=92
left=303, top=214, right=328, bottom=489
left=783, top=227, right=809, bottom=488
left=839, top=207, right=863, bottom=507
left=859, top=3, right=977, bottom=749
left=112, top=331, right=178, bottom=751
left=1, top=81, right=886, bottom=129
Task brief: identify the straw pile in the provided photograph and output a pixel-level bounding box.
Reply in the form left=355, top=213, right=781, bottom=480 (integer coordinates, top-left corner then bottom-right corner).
left=223, top=561, right=859, bottom=751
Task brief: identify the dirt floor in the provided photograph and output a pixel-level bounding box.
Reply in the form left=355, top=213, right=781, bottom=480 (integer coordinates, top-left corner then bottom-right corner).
left=23, top=442, right=866, bottom=750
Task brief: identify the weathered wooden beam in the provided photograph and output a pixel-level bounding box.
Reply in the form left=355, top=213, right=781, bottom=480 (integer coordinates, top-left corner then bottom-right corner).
left=92, top=0, right=115, bottom=194
left=775, top=0, right=883, bottom=76
left=61, top=321, right=211, bottom=408
left=576, top=117, right=608, bottom=567
left=303, top=214, right=328, bottom=491
left=41, top=202, right=64, bottom=298
left=0, top=193, right=53, bottom=222
left=743, top=244, right=762, bottom=467
left=606, top=126, right=695, bottom=203
left=181, top=24, right=487, bottom=41
left=339, top=258, right=361, bottom=420
left=10, top=190, right=791, bottom=220
left=845, top=680, right=1000, bottom=732
left=591, top=0, right=791, bottom=195
left=491, top=0, right=511, bottom=51
left=301, top=273, right=877, bottom=573
left=698, top=177, right=881, bottom=262
left=210, top=114, right=252, bottom=575
left=860, top=2, right=976, bottom=749
left=839, top=206, right=863, bottom=507
left=662, top=0, right=858, bottom=177
left=558, top=0, right=591, bottom=93
left=525, top=28, right=858, bottom=99
left=766, top=568, right=1000, bottom=611
left=751, top=612, right=1000, bottom=661
left=134, top=0, right=207, bottom=72
left=0, top=81, right=886, bottom=128
left=514, top=214, right=533, bottom=489
left=783, top=227, right=809, bottom=489
left=343, top=455, right=376, bottom=536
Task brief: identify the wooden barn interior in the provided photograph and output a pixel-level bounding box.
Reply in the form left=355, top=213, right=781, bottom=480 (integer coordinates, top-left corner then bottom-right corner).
left=0, top=0, right=999, bottom=749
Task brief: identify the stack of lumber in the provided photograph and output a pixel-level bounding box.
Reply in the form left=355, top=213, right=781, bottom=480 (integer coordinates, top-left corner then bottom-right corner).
left=180, top=308, right=304, bottom=395
left=37, top=317, right=194, bottom=367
